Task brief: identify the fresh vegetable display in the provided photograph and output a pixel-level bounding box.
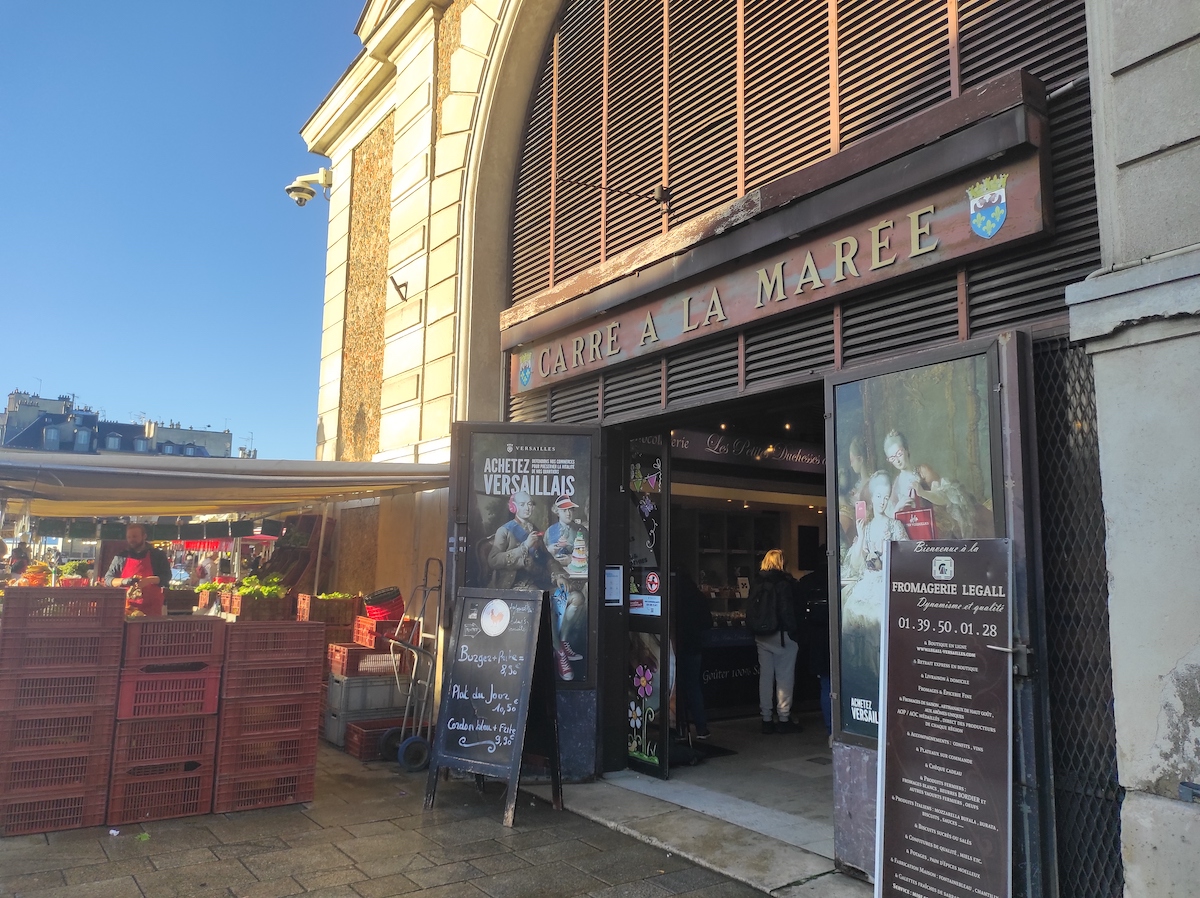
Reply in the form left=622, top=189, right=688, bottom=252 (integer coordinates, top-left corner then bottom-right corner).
left=237, top=574, right=286, bottom=601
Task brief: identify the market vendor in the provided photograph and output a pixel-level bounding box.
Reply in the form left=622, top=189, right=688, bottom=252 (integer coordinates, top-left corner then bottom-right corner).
left=104, top=523, right=171, bottom=615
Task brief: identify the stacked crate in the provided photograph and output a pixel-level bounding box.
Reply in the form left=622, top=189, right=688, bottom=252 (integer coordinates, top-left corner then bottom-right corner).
left=214, top=622, right=323, bottom=812
left=108, top=618, right=227, bottom=825
left=322, top=617, right=417, bottom=754
left=0, top=588, right=125, bottom=836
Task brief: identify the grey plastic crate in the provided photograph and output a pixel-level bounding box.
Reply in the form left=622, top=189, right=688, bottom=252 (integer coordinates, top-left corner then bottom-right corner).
left=326, top=674, right=401, bottom=713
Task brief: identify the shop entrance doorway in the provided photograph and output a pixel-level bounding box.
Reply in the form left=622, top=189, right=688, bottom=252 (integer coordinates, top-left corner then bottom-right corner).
left=615, top=381, right=836, bottom=856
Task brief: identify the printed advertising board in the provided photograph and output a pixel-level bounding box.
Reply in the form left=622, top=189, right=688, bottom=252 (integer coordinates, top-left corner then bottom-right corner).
left=875, top=539, right=1013, bottom=898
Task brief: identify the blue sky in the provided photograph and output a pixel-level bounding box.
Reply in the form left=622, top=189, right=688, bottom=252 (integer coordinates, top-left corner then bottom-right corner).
left=0, top=3, right=363, bottom=459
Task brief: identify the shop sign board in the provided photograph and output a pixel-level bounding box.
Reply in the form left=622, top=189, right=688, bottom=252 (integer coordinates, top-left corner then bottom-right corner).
left=461, top=429, right=596, bottom=685
left=830, top=347, right=1004, bottom=741
left=424, top=587, right=562, bottom=826
left=875, top=539, right=1012, bottom=898
left=669, top=428, right=824, bottom=473
left=511, top=153, right=1047, bottom=394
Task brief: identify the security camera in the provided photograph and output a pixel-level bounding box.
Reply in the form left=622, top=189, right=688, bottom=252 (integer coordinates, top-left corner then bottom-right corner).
left=285, top=180, right=317, bottom=206
left=284, top=167, right=333, bottom=207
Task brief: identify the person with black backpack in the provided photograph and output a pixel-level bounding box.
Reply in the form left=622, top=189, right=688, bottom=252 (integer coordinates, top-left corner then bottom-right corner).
left=747, top=549, right=804, bottom=734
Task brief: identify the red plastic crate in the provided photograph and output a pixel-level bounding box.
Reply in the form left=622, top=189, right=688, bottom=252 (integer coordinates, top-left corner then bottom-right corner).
left=297, top=594, right=360, bottom=626
left=107, top=763, right=214, bottom=825
left=1, top=747, right=111, bottom=794
left=0, top=627, right=125, bottom=670
left=225, top=621, right=325, bottom=664
left=327, top=643, right=409, bottom=677
left=352, top=616, right=418, bottom=649
left=112, top=715, right=218, bottom=768
left=1, top=790, right=108, bottom=836
left=0, top=670, right=119, bottom=712
left=219, top=694, right=321, bottom=738
left=344, top=718, right=414, bottom=761
left=0, top=708, right=116, bottom=755
left=221, top=661, right=323, bottom=699
left=212, top=768, right=315, bottom=813
left=117, top=665, right=222, bottom=719
left=123, top=618, right=227, bottom=666
left=216, top=731, right=318, bottom=775
left=0, top=587, right=126, bottom=629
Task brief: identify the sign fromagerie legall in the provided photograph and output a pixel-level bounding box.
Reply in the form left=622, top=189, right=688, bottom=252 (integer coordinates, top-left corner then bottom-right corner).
left=510, top=154, right=1048, bottom=394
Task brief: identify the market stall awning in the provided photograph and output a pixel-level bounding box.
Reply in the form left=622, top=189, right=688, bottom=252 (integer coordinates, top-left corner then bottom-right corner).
left=0, top=450, right=449, bottom=517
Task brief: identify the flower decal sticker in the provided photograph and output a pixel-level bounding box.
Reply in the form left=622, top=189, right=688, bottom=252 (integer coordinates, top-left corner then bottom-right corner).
left=629, top=701, right=642, bottom=730
left=635, top=665, right=654, bottom=698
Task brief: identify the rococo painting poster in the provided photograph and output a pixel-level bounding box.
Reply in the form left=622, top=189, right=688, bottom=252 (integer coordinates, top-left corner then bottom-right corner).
left=464, top=431, right=593, bottom=683
left=834, top=353, right=1000, bottom=739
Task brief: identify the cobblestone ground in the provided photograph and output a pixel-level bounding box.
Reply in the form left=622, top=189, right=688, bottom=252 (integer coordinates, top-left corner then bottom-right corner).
left=0, top=745, right=763, bottom=898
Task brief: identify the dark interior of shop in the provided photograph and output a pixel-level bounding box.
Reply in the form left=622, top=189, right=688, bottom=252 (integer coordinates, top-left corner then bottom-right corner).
left=619, top=379, right=836, bottom=848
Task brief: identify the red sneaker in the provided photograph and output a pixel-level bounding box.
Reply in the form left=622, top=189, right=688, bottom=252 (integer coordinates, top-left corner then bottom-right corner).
left=561, top=641, right=583, bottom=661
left=555, top=648, right=575, bottom=680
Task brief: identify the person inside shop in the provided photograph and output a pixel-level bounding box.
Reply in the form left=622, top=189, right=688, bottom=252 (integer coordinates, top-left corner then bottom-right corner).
left=795, top=556, right=832, bottom=741
left=747, top=548, right=804, bottom=734
left=674, top=569, right=713, bottom=740
left=104, top=523, right=171, bottom=616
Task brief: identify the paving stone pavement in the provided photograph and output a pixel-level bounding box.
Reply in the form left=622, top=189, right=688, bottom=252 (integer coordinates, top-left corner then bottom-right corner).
left=0, top=745, right=766, bottom=898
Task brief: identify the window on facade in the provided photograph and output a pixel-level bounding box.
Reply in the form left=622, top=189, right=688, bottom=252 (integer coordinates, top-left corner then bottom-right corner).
left=106, top=433, right=121, bottom=450
left=183, top=445, right=196, bottom=457
left=134, top=437, right=149, bottom=453
left=44, top=426, right=60, bottom=450
left=74, top=429, right=91, bottom=451
left=510, top=0, right=1087, bottom=305
left=162, top=444, right=175, bottom=455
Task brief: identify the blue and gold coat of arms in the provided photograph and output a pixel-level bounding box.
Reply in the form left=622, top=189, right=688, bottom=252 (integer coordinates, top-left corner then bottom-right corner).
left=518, top=350, right=533, bottom=387
left=967, top=173, right=1008, bottom=239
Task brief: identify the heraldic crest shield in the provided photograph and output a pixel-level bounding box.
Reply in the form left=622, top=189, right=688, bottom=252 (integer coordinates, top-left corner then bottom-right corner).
left=967, top=173, right=1008, bottom=239
left=518, top=350, right=533, bottom=387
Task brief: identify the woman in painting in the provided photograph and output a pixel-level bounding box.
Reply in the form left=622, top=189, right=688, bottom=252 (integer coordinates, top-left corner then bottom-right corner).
left=840, top=471, right=908, bottom=681
left=883, top=429, right=993, bottom=539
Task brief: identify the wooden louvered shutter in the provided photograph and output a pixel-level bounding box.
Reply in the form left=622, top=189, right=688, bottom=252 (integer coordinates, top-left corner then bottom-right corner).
left=743, top=0, right=832, bottom=191
left=836, top=0, right=951, bottom=146
left=552, top=0, right=605, bottom=283
left=962, top=0, right=1097, bottom=331
left=511, top=59, right=554, bottom=303
left=958, top=0, right=1088, bottom=90
left=667, top=0, right=738, bottom=226
left=606, top=0, right=665, bottom=257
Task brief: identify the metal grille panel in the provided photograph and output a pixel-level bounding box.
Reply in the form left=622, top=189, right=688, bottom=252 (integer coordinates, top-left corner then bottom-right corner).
left=744, top=305, right=835, bottom=386
left=667, top=0, right=739, bottom=225
left=841, top=272, right=959, bottom=364
left=744, top=0, right=831, bottom=191
left=553, top=0, right=605, bottom=284
left=511, top=57, right=554, bottom=303
left=837, top=0, right=951, bottom=146
left=550, top=379, right=601, bottom=424
left=666, top=339, right=738, bottom=404
left=508, top=389, right=549, bottom=423
left=606, top=0, right=666, bottom=257
left=601, top=362, right=661, bottom=421
left=1032, top=337, right=1124, bottom=898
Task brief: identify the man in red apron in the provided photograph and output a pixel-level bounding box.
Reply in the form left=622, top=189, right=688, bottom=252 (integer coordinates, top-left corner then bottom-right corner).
left=104, top=523, right=170, bottom=616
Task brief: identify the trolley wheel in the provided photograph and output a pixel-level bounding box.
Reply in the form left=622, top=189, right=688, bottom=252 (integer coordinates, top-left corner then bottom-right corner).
left=379, top=727, right=406, bottom=762
left=398, top=735, right=430, bottom=772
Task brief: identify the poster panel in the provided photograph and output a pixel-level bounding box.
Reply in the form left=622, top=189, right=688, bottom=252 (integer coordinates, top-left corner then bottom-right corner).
left=876, top=539, right=1012, bottom=898
left=464, top=431, right=593, bottom=683
left=832, top=351, right=1002, bottom=740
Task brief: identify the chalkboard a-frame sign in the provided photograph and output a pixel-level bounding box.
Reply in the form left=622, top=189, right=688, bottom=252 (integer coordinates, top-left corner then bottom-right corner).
left=424, top=587, right=563, bottom=826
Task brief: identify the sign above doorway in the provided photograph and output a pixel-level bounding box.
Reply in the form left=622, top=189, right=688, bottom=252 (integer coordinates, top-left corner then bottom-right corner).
left=509, top=150, right=1050, bottom=395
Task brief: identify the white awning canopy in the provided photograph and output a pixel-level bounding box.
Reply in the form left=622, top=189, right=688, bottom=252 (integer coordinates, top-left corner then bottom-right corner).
left=0, top=450, right=449, bottom=517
